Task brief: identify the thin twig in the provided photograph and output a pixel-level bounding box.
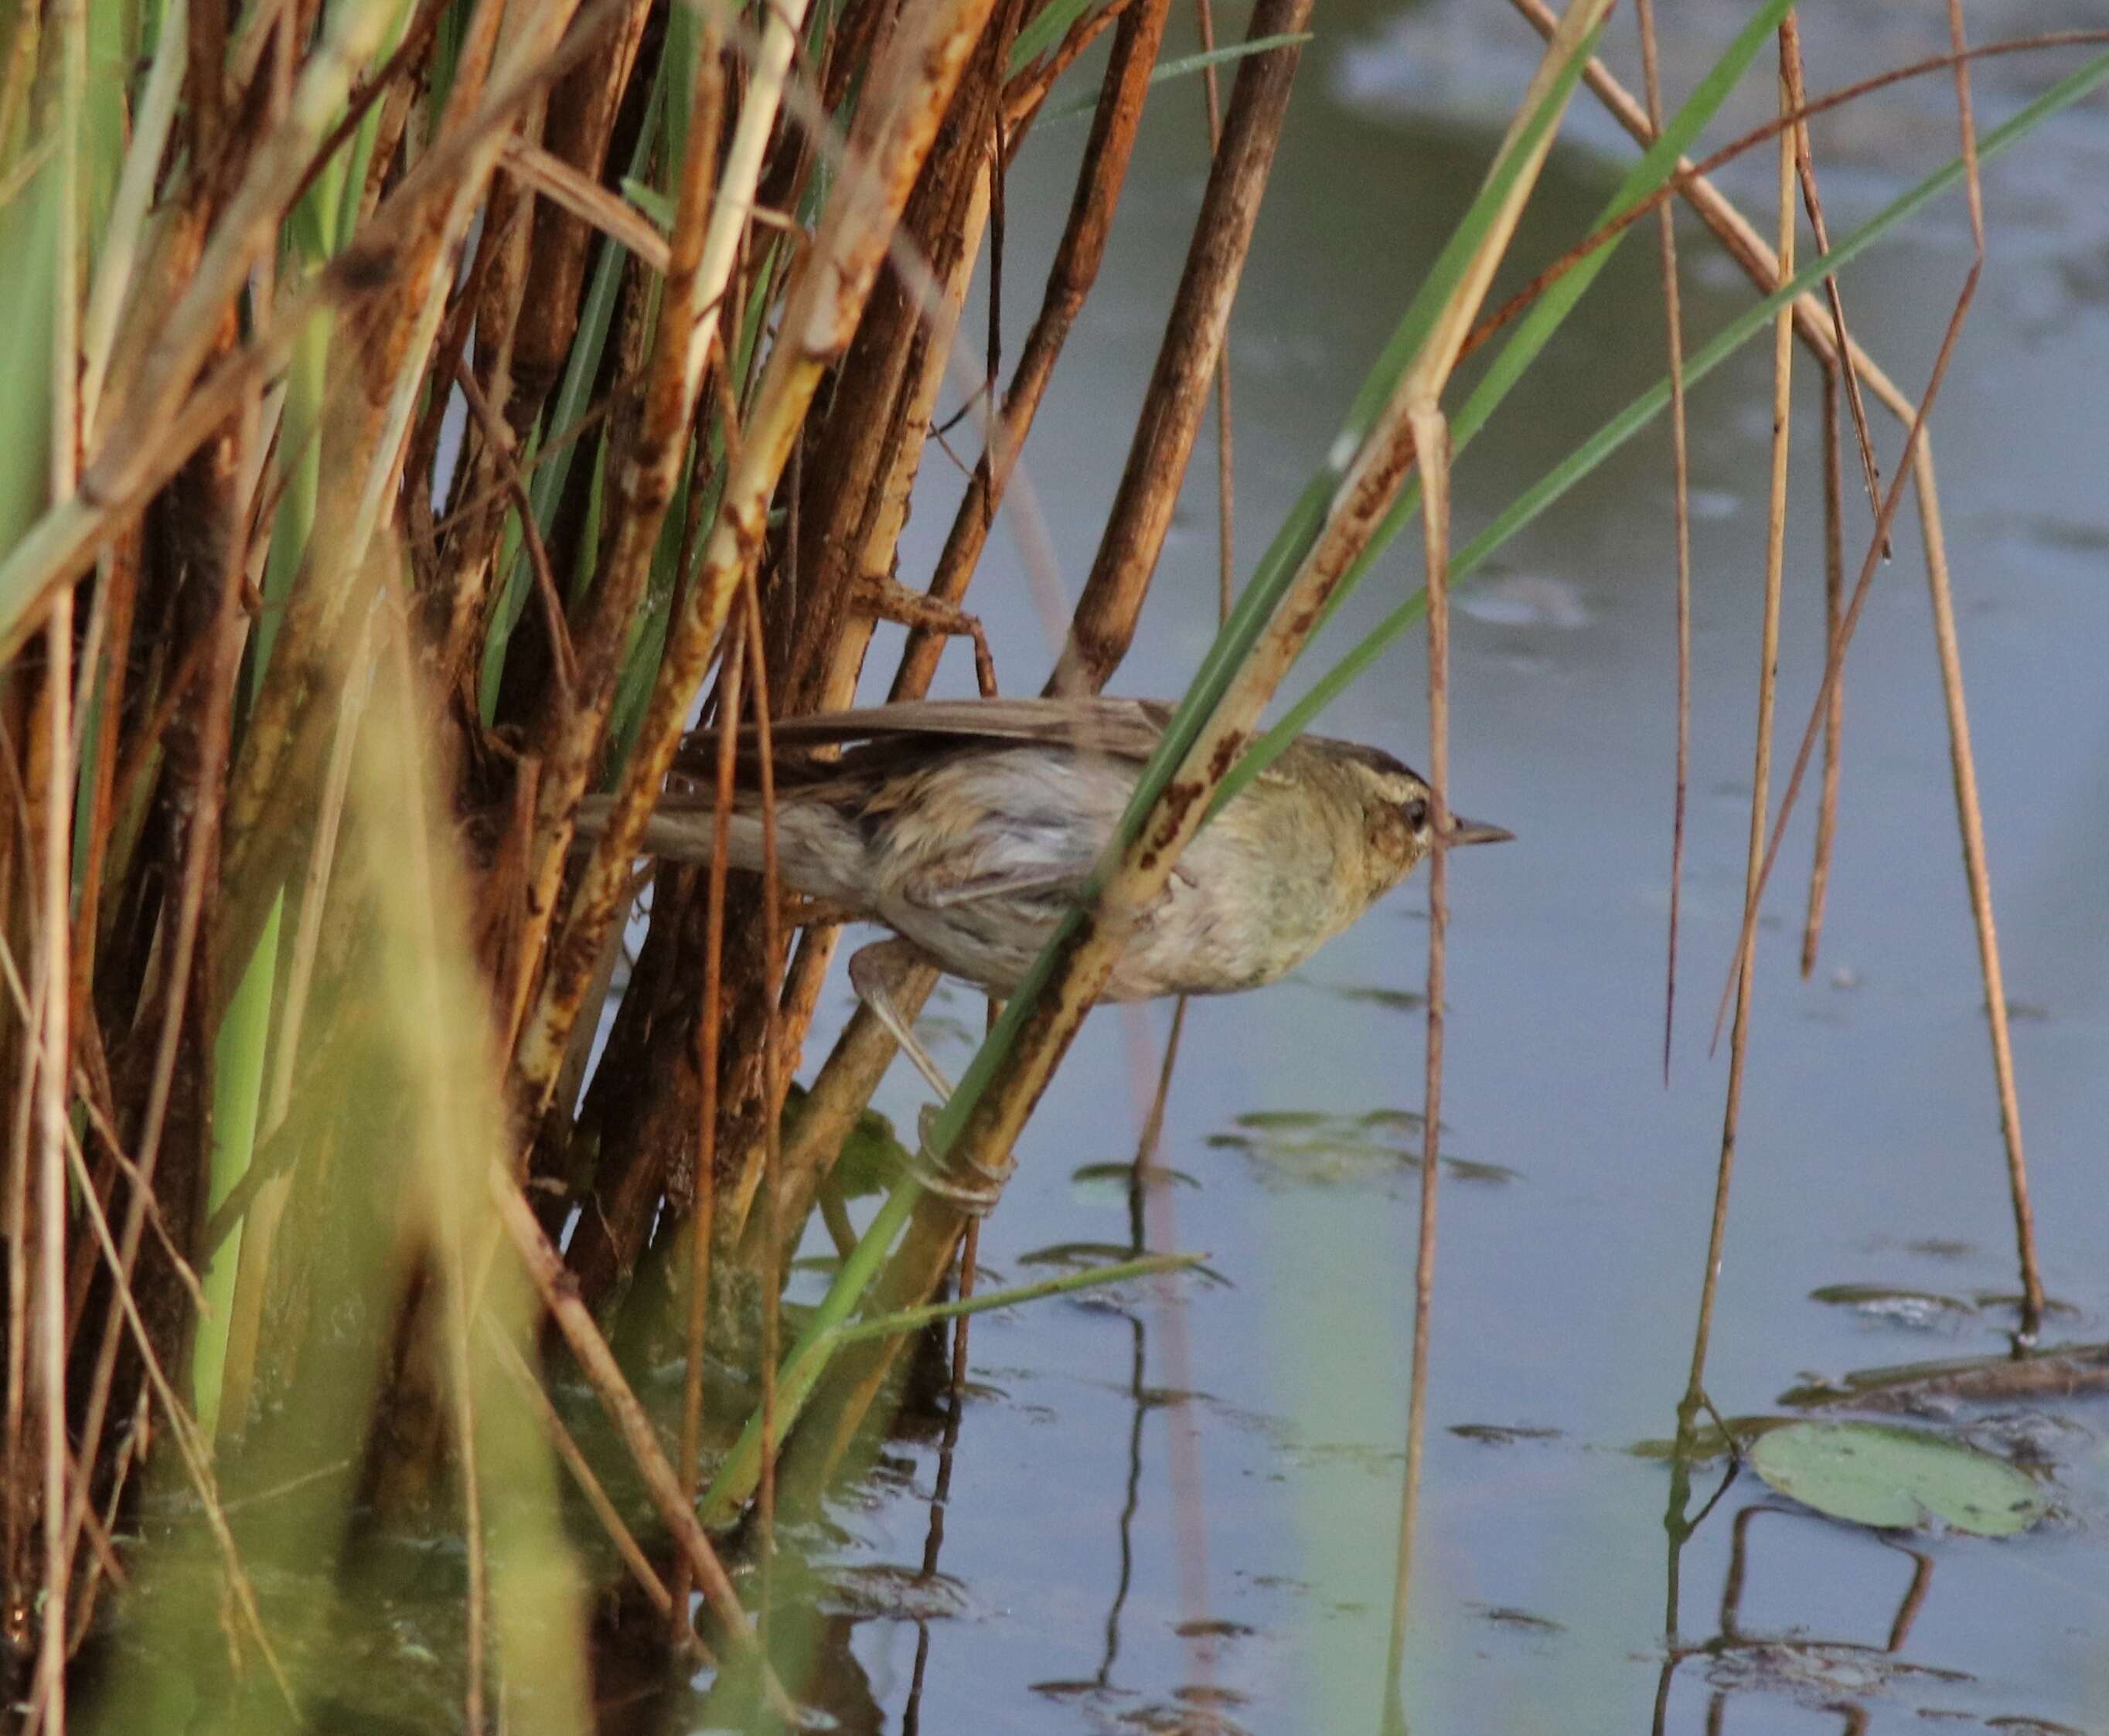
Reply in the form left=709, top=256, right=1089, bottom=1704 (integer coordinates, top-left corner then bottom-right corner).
left=1782, top=36, right=1886, bottom=547
left=1383, top=401, right=1452, bottom=1732
left=672, top=595, right=743, bottom=1642
left=738, top=572, right=785, bottom=1630
left=1683, top=31, right=1797, bottom=1414
left=486, top=1167, right=792, bottom=1713
left=452, top=356, right=578, bottom=694
left=1634, top=0, right=1692, bottom=1084
left=484, top=1319, right=673, bottom=1619
left=1801, top=369, right=1845, bottom=975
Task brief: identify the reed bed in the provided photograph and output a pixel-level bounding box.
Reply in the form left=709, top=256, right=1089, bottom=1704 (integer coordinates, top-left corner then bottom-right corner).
left=0, top=0, right=2102, bottom=1725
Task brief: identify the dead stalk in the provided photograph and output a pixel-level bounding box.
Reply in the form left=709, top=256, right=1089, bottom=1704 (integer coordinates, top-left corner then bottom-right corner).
left=1683, top=31, right=1797, bottom=1411
left=1802, top=371, right=1845, bottom=975
left=486, top=1168, right=789, bottom=1709
left=893, top=0, right=1174, bottom=704
left=1516, top=1, right=2043, bottom=1331
left=1047, top=0, right=1308, bottom=697
left=672, top=623, right=743, bottom=1636
left=1632, top=0, right=1693, bottom=1082
left=513, top=0, right=992, bottom=1123
left=738, top=578, right=787, bottom=1622
left=484, top=1319, right=673, bottom=1619
left=1383, top=399, right=1453, bottom=1736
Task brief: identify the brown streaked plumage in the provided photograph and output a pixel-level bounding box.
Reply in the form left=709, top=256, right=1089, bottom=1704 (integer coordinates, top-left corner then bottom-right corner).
left=580, top=696, right=1510, bottom=1011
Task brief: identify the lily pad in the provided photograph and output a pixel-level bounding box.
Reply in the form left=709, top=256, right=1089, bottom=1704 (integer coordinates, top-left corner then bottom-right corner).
left=1749, top=1421, right=2047, bottom=1537
left=1205, top=1108, right=1509, bottom=1190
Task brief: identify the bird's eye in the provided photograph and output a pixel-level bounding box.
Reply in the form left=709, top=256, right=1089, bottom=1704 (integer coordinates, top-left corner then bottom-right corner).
left=1403, top=797, right=1430, bottom=832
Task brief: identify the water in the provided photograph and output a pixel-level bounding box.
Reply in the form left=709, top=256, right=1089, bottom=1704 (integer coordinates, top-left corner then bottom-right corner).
left=791, top=5, right=2109, bottom=1731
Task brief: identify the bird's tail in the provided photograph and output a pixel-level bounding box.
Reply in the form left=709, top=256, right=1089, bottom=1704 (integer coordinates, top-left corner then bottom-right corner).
left=573, top=793, right=871, bottom=907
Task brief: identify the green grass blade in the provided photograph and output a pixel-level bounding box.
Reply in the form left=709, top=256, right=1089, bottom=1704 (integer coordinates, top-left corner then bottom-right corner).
left=831, top=1251, right=1205, bottom=1343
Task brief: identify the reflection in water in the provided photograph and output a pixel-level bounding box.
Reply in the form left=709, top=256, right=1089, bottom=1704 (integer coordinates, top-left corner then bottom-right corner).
left=1657, top=1472, right=1961, bottom=1734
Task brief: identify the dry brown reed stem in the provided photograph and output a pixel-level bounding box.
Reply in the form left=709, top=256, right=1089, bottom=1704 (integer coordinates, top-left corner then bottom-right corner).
left=1803, top=371, right=1845, bottom=975
left=486, top=1169, right=786, bottom=1702
left=500, top=0, right=746, bottom=1052
left=1631, top=0, right=1692, bottom=1083
left=63, top=458, right=252, bottom=1591
left=1383, top=400, right=1453, bottom=1736
left=504, top=0, right=658, bottom=417
left=512, top=0, right=998, bottom=1126
left=735, top=577, right=788, bottom=1622
left=1702, top=0, right=2042, bottom=1332
left=483, top=1319, right=672, bottom=1621
left=221, top=0, right=590, bottom=924
left=1191, top=0, right=1237, bottom=621
left=811, top=162, right=992, bottom=711
left=32, top=12, right=82, bottom=1703
left=1480, top=21, right=2109, bottom=386
left=1684, top=33, right=1797, bottom=1411
left=1003, top=0, right=1139, bottom=131
left=2, top=719, right=32, bottom=1624
left=0, top=0, right=668, bottom=664
left=673, top=628, right=742, bottom=1638
left=1930, top=0, right=2040, bottom=1335
left=79, top=0, right=188, bottom=440
left=451, top=356, right=578, bottom=696
left=786, top=0, right=1615, bottom=1493
left=80, top=0, right=401, bottom=509
left=891, top=0, right=1174, bottom=706
left=66, top=536, right=136, bottom=1029
left=1046, top=0, right=1310, bottom=697
left=499, top=136, right=675, bottom=274
left=1782, top=49, right=1883, bottom=538
left=1913, top=451, right=2041, bottom=1327
left=758, top=11, right=1007, bottom=734
left=33, top=620, right=73, bottom=1736
left=1516, top=1, right=2045, bottom=1322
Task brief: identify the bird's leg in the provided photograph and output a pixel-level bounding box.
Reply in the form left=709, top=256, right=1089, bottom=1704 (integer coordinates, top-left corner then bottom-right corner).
left=847, top=938, right=1016, bottom=1214
left=847, top=938, right=956, bottom=1098
left=850, top=571, right=999, bottom=698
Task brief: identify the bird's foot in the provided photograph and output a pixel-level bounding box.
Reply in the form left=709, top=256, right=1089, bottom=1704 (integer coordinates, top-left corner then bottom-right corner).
left=905, top=1104, right=1016, bottom=1217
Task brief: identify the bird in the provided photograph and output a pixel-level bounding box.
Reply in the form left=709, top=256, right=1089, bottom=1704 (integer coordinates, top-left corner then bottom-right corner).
left=580, top=696, right=1510, bottom=1101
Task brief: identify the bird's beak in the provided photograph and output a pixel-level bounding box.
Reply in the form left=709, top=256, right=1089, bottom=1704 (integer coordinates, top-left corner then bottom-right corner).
left=1443, top=814, right=1514, bottom=847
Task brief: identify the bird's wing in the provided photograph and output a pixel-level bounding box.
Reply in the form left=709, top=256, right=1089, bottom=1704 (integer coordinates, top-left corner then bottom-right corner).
left=669, top=696, right=1175, bottom=788
left=761, top=696, right=1173, bottom=759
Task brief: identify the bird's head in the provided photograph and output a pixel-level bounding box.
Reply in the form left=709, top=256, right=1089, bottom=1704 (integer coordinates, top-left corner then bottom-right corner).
left=1325, top=741, right=1514, bottom=892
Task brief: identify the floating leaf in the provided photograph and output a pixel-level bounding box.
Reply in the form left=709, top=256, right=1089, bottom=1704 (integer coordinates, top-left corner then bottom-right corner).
left=1208, top=1108, right=1507, bottom=1190
left=1329, top=984, right=1427, bottom=1013
left=1070, top=1160, right=1198, bottom=1190
left=1749, top=1421, right=2047, bottom=1537
left=1808, top=1282, right=1978, bottom=1330
left=780, top=1082, right=911, bottom=1200
left=1451, top=1422, right=1561, bottom=1446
